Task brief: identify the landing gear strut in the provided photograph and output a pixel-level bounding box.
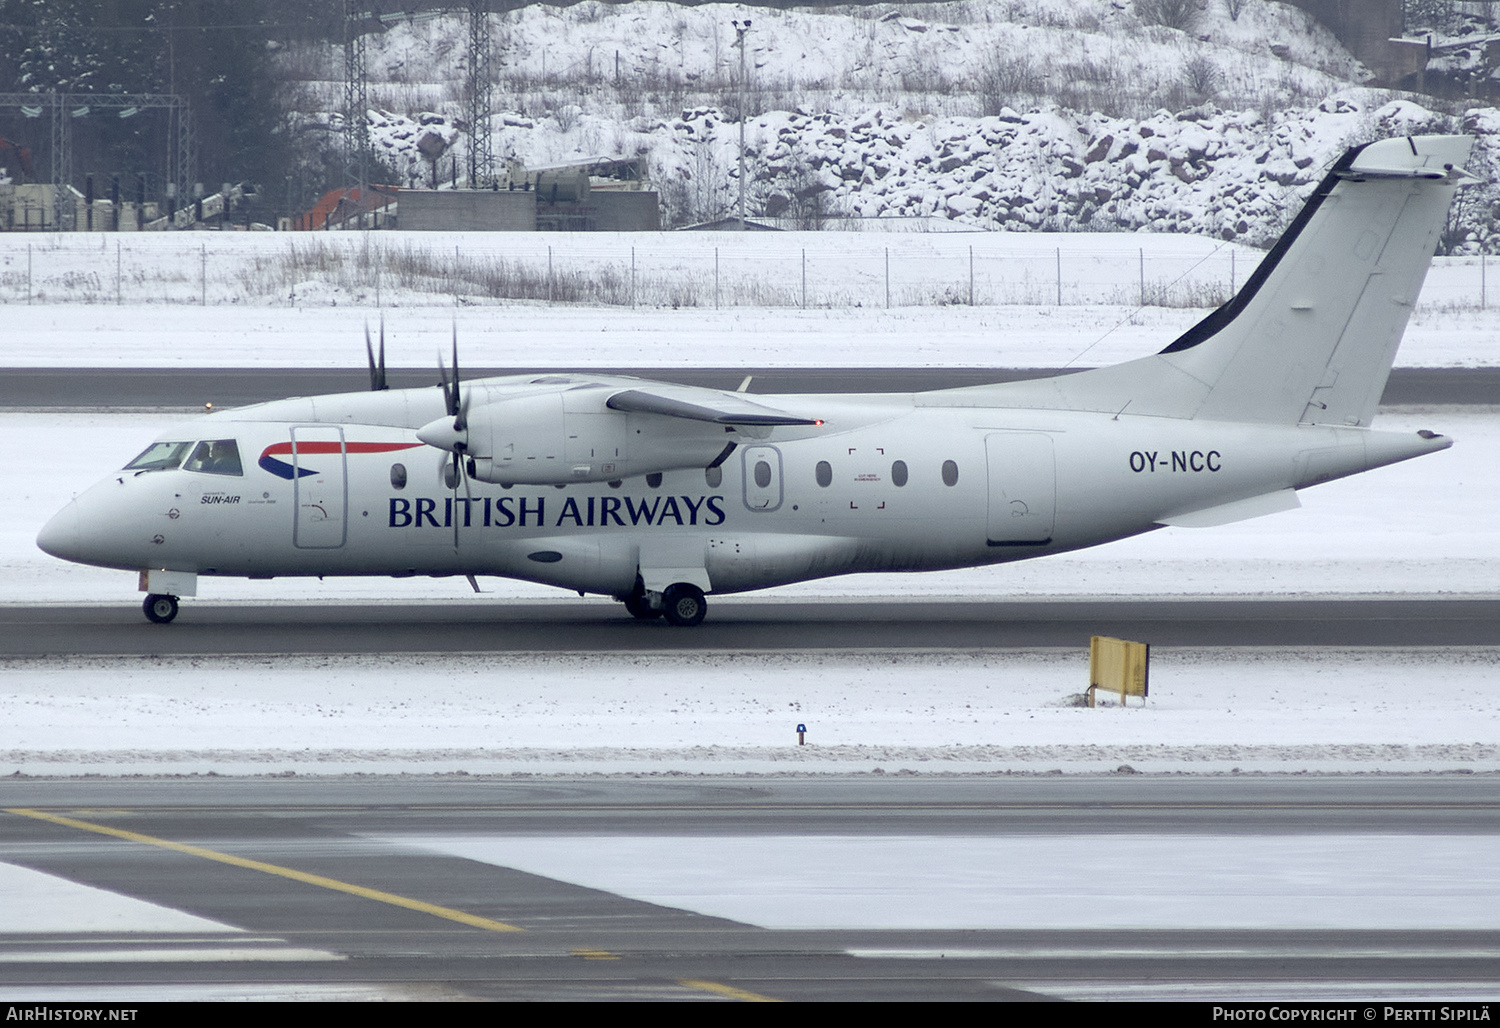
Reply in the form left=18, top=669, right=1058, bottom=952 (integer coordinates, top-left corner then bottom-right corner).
left=622, top=577, right=662, bottom=620
left=143, top=593, right=179, bottom=624
left=619, top=579, right=708, bottom=626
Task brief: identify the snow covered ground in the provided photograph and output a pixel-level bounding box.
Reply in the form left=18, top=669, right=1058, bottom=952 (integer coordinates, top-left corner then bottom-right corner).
left=2, top=234, right=1496, bottom=777
left=6, top=345, right=1499, bottom=776
left=4, top=405, right=1497, bottom=776
left=1, top=231, right=1497, bottom=367
left=3, top=229, right=1500, bottom=319
left=3, top=645, right=1497, bottom=776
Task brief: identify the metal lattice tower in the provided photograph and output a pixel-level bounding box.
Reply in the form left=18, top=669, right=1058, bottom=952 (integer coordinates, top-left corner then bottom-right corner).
left=344, top=0, right=372, bottom=201
left=0, top=92, right=193, bottom=229
left=171, top=94, right=195, bottom=221
left=466, top=0, right=494, bottom=188
left=50, top=96, right=71, bottom=230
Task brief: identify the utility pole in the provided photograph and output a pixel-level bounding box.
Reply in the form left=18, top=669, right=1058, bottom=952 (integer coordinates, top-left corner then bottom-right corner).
left=732, top=19, right=751, bottom=230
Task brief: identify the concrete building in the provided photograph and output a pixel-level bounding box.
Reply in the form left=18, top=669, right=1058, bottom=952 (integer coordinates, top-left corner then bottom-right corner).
left=398, top=185, right=660, bottom=232
left=396, top=189, right=536, bottom=231
left=1285, top=0, right=1429, bottom=88
left=536, top=189, right=661, bottom=232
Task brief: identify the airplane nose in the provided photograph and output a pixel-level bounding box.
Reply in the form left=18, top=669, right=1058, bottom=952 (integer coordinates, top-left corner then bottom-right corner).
left=37, top=501, right=82, bottom=562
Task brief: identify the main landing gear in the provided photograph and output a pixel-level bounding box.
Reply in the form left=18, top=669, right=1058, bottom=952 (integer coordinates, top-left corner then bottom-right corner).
left=621, top=580, right=707, bottom=627
left=143, top=593, right=179, bottom=624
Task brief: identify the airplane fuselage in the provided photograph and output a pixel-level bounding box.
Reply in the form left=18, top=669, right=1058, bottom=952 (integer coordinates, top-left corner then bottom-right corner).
left=42, top=380, right=1442, bottom=601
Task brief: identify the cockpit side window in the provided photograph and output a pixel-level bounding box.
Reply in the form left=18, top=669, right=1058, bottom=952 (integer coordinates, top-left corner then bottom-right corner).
left=183, top=439, right=244, bottom=477
left=124, top=441, right=194, bottom=472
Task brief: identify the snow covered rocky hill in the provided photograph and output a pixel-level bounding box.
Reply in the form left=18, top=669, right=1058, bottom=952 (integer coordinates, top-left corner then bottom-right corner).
left=284, top=0, right=1500, bottom=249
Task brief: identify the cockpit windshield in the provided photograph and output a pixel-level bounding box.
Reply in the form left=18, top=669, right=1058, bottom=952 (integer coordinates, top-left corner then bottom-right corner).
left=183, top=439, right=243, bottom=476
left=124, top=441, right=194, bottom=472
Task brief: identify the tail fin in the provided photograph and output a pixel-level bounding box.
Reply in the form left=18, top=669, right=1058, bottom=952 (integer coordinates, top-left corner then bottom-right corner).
left=1001, top=135, right=1476, bottom=426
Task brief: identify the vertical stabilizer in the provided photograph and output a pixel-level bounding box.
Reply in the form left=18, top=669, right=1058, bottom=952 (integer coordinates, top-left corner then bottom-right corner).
left=990, top=136, right=1477, bottom=426
left=1173, top=135, right=1474, bottom=427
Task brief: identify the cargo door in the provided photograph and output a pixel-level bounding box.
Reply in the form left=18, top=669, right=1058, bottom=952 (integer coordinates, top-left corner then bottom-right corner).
left=985, top=433, right=1054, bottom=546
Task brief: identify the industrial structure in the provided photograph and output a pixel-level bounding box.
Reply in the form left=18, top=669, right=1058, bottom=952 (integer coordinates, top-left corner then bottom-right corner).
left=0, top=91, right=194, bottom=231
left=303, top=158, right=660, bottom=232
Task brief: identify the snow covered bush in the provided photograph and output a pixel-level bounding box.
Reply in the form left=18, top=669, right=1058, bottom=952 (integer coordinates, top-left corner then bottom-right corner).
left=1135, top=0, right=1202, bottom=31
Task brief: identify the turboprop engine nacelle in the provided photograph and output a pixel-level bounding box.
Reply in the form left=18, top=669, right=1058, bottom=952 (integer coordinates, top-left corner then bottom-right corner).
left=419, top=388, right=740, bottom=486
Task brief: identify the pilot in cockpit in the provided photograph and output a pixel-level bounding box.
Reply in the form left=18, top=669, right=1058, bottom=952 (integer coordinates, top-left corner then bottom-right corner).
left=184, top=439, right=243, bottom=476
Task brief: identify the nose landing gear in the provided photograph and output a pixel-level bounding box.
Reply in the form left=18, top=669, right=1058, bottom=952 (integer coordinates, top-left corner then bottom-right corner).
left=143, top=593, right=179, bottom=624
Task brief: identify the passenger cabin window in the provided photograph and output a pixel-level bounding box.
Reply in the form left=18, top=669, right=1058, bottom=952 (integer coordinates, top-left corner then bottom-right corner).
left=891, top=460, right=908, bottom=487
left=390, top=463, right=407, bottom=489
left=125, top=441, right=194, bottom=472
left=705, top=466, right=722, bottom=488
left=646, top=472, right=663, bottom=489
left=754, top=460, right=773, bottom=488
left=182, top=439, right=244, bottom=477
left=815, top=461, right=832, bottom=487
left=941, top=460, right=959, bottom=487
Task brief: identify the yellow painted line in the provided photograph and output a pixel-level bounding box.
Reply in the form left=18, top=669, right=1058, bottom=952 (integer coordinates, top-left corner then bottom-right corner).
left=571, top=948, right=620, bottom=961
left=678, top=978, right=781, bottom=1003
left=3, top=808, right=524, bottom=934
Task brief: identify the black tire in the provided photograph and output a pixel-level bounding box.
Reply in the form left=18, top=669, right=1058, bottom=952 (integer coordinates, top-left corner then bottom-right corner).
left=143, top=593, right=179, bottom=624
left=661, top=583, right=707, bottom=627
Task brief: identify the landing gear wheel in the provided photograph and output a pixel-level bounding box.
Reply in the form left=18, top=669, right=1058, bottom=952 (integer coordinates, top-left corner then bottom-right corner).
left=143, top=593, right=179, bottom=624
left=624, top=590, right=661, bottom=620
left=661, top=583, right=707, bottom=627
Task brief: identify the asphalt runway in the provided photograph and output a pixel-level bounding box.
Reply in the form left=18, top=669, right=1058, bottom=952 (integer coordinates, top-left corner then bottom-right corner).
left=6, top=366, right=1496, bottom=1003
left=2, top=776, right=1497, bottom=1002
left=6, top=597, right=1500, bottom=655
left=3, top=366, right=1498, bottom=409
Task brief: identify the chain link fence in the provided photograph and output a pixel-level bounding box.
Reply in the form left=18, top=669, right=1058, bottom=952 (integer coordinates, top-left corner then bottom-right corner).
left=0, top=231, right=1493, bottom=312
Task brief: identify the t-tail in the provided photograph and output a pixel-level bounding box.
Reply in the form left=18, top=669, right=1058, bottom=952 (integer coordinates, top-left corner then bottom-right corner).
left=1000, top=135, right=1478, bottom=426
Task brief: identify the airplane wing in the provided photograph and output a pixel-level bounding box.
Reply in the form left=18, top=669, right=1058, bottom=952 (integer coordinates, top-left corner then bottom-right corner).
left=605, top=386, right=820, bottom=426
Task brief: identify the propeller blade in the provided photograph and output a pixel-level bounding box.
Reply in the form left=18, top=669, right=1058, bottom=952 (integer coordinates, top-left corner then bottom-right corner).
left=455, top=383, right=470, bottom=434
left=450, top=324, right=464, bottom=428
left=364, top=322, right=379, bottom=392
left=437, top=350, right=454, bottom=415
left=377, top=317, right=387, bottom=391
left=450, top=449, right=467, bottom=550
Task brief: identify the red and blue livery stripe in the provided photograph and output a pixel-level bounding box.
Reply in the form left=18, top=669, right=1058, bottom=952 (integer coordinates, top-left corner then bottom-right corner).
left=258, top=441, right=423, bottom=480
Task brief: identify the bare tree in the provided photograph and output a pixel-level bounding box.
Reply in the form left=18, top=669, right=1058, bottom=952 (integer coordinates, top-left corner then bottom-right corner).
left=1185, top=53, right=1220, bottom=98
left=1135, top=0, right=1201, bottom=31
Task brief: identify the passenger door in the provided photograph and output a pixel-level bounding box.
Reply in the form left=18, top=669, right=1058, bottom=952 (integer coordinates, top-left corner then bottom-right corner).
left=291, top=426, right=348, bottom=549
left=741, top=445, right=784, bottom=513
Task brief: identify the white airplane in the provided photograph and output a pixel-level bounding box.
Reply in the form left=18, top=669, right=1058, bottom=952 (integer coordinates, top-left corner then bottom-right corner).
left=38, top=135, right=1475, bottom=626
